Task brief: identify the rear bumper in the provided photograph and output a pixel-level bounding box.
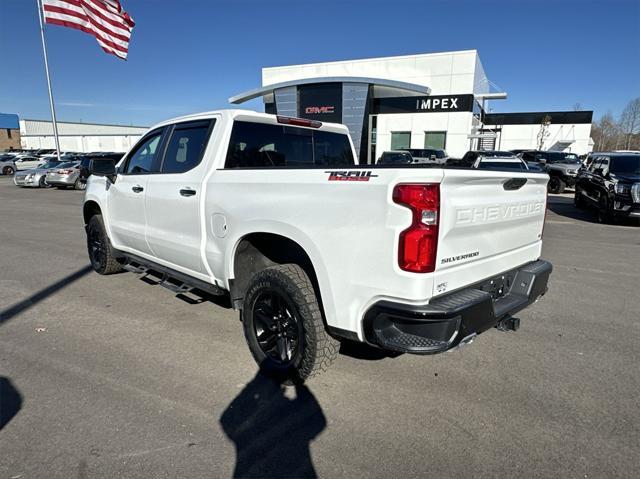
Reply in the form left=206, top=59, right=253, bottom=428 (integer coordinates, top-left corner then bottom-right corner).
left=363, top=259, right=552, bottom=354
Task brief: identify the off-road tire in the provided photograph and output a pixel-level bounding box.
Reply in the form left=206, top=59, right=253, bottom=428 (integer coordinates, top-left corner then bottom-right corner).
left=242, top=264, right=339, bottom=384
left=574, top=186, right=587, bottom=209
left=548, top=176, right=566, bottom=194
left=87, top=214, right=123, bottom=275
left=597, top=196, right=614, bottom=224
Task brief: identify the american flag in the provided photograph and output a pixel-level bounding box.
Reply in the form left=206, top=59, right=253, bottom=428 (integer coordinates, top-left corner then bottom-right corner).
left=42, top=0, right=135, bottom=60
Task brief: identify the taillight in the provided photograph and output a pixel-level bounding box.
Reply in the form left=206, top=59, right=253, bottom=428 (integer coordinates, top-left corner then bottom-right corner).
left=393, top=184, right=440, bottom=273
left=58, top=169, right=73, bottom=174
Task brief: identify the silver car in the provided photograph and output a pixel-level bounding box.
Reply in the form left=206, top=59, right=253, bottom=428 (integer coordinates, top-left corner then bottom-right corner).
left=45, top=161, right=83, bottom=189
left=13, top=160, right=64, bottom=188
left=1, top=155, right=17, bottom=176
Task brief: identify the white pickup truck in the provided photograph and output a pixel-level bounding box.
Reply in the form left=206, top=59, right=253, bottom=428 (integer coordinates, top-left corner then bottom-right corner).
left=84, top=110, right=552, bottom=382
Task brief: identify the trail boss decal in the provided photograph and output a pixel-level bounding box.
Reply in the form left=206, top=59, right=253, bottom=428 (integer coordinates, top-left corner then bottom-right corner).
left=326, top=171, right=378, bottom=182
left=441, top=251, right=479, bottom=265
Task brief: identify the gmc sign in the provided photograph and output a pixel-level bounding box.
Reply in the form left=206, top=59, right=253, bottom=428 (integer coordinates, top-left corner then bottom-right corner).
left=305, top=106, right=335, bottom=114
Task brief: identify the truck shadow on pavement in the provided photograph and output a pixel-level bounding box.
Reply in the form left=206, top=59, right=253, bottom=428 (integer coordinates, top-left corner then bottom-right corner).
left=0, top=264, right=94, bottom=325
left=220, top=372, right=325, bottom=479
left=0, top=377, right=22, bottom=431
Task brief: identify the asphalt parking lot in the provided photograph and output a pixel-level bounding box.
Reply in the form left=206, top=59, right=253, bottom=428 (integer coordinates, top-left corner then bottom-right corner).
left=0, top=177, right=639, bottom=478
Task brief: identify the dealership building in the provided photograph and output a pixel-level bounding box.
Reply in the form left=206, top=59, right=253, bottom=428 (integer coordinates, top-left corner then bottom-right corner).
left=230, top=50, right=593, bottom=162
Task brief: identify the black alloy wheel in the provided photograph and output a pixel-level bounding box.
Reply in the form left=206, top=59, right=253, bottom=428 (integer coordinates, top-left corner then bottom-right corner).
left=88, top=222, right=105, bottom=271
left=252, top=289, right=303, bottom=365
left=86, top=215, right=123, bottom=275
left=242, top=264, right=340, bottom=383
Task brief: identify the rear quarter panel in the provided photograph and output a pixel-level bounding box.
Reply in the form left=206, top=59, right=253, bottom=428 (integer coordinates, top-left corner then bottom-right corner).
left=203, top=167, right=445, bottom=338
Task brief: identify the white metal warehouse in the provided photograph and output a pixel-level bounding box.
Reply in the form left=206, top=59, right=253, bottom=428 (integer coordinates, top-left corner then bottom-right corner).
left=19, top=119, right=148, bottom=153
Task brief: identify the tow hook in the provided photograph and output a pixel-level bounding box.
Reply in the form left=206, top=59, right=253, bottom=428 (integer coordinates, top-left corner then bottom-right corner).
left=496, top=316, right=520, bottom=332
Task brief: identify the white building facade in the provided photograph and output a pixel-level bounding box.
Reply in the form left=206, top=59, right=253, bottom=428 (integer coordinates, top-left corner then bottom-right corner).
left=230, top=50, right=593, bottom=161
left=20, top=119, right=148, bottom=153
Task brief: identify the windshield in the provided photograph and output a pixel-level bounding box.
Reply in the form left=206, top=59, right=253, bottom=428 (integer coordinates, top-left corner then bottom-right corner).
left=610, top=155, right=640, bottom=174
left=482, top=151, right=514, bottom=158
left=478, top=161, right=526, bottom=170
left=57, top=161, right=78, bottom=169
left=546, top=152, right=580, bottom=164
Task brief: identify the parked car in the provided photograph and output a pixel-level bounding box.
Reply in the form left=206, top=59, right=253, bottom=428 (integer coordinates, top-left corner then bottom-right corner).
left=83, top=109, right=552, bottom=383
left=14, top=156, right=46, bottom=171
left=377, top=150, right=415, bottom=165
left=472, top=155, right=529, bottom=171
left=0, top=155, right=17, bottom=175
left=399, top=148, right=448, bottom=165
left=456, top=150, right=518, bottom=167
left=45, top=160, right=83, bottom=189
left=13, top=159, right=64, bottom=188
left=518, top=150, right=581, bottom=193
left=574, top=153, right=640, bottom=224
left=38, top=152, right=76, bottom=162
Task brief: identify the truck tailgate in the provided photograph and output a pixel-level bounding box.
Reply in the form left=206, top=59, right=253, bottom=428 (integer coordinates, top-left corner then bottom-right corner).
left=433, top=169, right=548, bottom=296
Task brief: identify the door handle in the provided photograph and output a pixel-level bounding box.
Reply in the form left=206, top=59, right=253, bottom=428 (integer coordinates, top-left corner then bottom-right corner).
left=180, top=188, right=196, bottom=197
left=131, top=185, right=144, bottom=193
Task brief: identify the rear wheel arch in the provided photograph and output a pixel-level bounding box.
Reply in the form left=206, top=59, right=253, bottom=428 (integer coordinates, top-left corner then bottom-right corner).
left=230, top=233, right=322, bottom=311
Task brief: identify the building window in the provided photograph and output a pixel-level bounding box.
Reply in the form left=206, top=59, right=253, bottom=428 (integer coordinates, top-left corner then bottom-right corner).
left=424, top=131, right=446, bottom=150
left=6, top=129, right=11, bottom=139
left=391, top=131, right=411, bottom=150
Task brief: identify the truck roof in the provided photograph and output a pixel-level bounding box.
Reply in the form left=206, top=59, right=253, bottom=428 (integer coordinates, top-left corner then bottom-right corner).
left=148, top=109, right=351, bottom=135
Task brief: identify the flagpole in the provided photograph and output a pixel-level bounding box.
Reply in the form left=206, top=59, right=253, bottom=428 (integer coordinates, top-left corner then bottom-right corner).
left=36, top=0, right=62, bottom=162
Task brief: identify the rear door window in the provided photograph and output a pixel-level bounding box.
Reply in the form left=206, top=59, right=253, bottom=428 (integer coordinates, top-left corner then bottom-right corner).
left=161, top=120, right=214, bottom=174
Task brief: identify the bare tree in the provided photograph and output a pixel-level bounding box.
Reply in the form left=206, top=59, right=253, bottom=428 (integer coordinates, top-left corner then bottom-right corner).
left=619, top=98, right=640, bottom=149
left=537, top=115, right=552, bottom=150
left=572, top=103, right=583, bottom=111
left=592, top=112, right=620, bottom=151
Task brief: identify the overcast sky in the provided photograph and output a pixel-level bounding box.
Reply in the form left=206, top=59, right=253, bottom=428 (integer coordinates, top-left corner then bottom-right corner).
left=1, top=0, right=638, bottom=126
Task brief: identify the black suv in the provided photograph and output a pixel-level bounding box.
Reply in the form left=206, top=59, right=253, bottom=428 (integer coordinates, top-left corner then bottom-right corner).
left=519, top=150, right=581, bottom=193
left=574, top=153, right=640, bottom=224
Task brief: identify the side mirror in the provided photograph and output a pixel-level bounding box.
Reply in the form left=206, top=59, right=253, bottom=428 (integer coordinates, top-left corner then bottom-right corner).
left=538, top=158, right=547, bottom=165
left=90, top=161, right=117, bottom=183
left=430, top=154, right=436, bottom=161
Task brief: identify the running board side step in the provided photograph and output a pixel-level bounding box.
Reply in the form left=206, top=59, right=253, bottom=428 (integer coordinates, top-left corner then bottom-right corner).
left=122, top=253, right=225, bottom=297
left=159, top=276, right=194, bottom=295
left=122, top=263, right=149, bottom=275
